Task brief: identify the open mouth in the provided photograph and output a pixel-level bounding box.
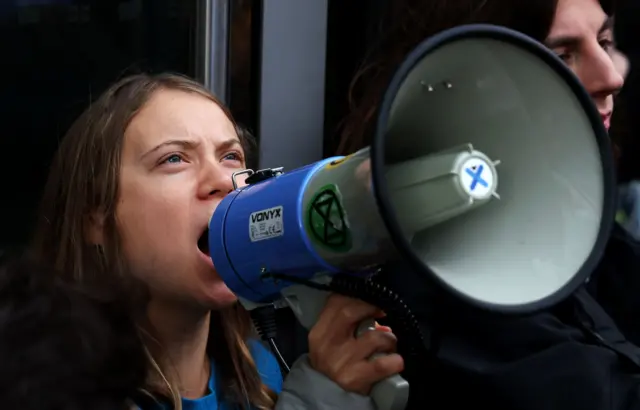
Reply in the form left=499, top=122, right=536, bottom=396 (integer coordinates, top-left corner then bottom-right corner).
left=197, top=228, right=210, bottom=256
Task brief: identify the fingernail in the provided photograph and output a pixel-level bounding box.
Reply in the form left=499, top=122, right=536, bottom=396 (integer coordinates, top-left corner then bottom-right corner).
left=374, top=322, right=392, bottom=332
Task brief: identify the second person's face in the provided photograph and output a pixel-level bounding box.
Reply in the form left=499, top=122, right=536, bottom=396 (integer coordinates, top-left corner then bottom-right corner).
left=545, top=0, right=624, bottom=130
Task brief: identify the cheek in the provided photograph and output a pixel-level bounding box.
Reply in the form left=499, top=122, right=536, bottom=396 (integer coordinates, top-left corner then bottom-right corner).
left=612, top=50, right=629, bottom=79
left=118, top=194, right=185, bottom=244
left=236, top=174, right=248, bottom=188
left=228, top=167, right=249, bottom=188
left=115, top=178, right=192, bottom=271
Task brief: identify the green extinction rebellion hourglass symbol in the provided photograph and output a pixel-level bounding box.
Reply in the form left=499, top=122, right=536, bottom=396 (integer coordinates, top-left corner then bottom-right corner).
left=306, top=184, right=352, bottom=252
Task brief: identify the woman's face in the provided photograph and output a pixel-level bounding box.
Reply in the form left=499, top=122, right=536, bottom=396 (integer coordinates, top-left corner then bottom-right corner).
left=115, top=89, right=244, bottom=309
left=545, top=0, right=624, bottom=131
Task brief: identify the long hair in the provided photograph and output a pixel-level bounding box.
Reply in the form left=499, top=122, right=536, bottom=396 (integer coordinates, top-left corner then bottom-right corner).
left=337, top=0, right=619, bottom=155
left=0, top=254, right=147, bottom=410
left=30, top=73, right=276, bottom=410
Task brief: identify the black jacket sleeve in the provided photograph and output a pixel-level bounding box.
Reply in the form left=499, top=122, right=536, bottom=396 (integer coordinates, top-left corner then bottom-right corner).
left=376, top=253, right=640, bottom=410
left=587, top=226, right=640, bottom=346
left=427, top=289, right=640, bottom=410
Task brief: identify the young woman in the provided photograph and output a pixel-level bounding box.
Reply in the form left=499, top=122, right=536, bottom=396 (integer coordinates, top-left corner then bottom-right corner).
left=334, top=0, right=640, bottom=409
left=30, top=73, right=404, bottom=410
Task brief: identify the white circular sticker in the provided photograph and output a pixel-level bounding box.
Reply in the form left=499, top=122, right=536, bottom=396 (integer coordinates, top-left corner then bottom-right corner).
left=459, top=156, right=495, bottom=199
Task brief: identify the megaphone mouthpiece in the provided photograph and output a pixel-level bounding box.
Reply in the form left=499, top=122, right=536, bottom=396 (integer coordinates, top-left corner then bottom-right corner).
left=388, top=143, right=501, bottom=237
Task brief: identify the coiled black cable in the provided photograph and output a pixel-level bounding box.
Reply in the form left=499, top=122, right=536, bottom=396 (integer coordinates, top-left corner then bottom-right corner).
left=329, top=274, right=429, bottom=359
left=263, top=272, right=429, bottom=361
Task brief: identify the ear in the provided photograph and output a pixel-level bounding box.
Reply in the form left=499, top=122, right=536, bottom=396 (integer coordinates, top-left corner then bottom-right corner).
left=85, top=211, right=106, bottom=246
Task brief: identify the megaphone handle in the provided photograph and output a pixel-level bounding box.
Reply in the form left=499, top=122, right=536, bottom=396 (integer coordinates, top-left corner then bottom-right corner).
left=281, top=284, right=409, bottom=410
left=356, top=319, right=410, bottom=410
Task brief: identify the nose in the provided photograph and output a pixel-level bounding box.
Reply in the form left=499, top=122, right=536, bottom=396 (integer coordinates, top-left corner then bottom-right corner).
left=584, top=46, right=624, bottom=104
left=612, top=49, right=630, bottom=79
left=198, top=161, right=234, bottom=200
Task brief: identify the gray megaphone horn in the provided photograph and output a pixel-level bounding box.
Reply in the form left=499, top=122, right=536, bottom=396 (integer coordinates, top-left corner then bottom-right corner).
left=208, top=24, right=616, bottom=410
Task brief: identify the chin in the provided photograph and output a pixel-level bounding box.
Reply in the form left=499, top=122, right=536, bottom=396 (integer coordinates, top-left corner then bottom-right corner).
left=201, top=283, right=239, bottom=310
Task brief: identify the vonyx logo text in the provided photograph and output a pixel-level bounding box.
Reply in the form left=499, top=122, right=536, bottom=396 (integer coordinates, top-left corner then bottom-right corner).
left=250, top=208, right=282, bottom=223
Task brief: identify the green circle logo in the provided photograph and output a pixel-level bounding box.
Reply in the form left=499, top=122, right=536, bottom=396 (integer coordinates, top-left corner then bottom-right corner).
left=306, top=184, right=352, bottom=252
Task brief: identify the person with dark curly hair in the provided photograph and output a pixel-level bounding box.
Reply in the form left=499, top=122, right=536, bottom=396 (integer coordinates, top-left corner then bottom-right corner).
left=0, top=254, right=148, bottom=410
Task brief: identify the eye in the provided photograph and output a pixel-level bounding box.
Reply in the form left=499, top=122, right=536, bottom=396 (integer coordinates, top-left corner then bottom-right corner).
left=222, top=151, right=243, bottom=162
left=556, top=51, right=574, bottom=63
left=599, top=38, right=615, bottom=53
left=161, top=153, right=186, bottom=165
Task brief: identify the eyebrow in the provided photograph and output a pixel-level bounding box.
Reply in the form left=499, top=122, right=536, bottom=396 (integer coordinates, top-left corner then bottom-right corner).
left=140, top=138, right=243, bottom=160
left=140, top=139, right=201, bottom=160
left=545, top=16, right=614, bottom=49
left=217, top=138, right=243, bottom=153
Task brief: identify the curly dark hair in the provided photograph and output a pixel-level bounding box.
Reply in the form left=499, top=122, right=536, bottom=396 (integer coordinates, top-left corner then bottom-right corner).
left=0, top=254, right=147, bottom=410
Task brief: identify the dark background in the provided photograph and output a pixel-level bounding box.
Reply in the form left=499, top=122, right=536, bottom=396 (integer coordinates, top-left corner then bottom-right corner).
left=0, top=0, right=638, bottom=252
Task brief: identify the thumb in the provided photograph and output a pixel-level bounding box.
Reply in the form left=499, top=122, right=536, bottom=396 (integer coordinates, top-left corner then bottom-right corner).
left=374, top=322, right=392, bottom=332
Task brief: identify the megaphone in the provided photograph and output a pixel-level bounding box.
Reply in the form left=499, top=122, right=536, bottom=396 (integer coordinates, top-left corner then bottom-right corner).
left=208, top=24, right=615, bottom=410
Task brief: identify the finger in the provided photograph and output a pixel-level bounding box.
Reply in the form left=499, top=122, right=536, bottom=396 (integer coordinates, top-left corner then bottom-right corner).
left=333, top=298, right=384, bottom=338
left=310, top=328, right=397, bottom=377
left=323, top=294, right=383, bottom=324
left=352, top=329, right=398, bottom=361
left=312, top=294, right=352, bottom=337
left=309, top=294, right=355, bottom=351
left=313, top=294, right=383, bottom=342
left=374, top=311, right=386, bottom=318
left=309, top=294, right=363, bottom=362
left=333, top=353, right=405, bottom=395
left=375, top=323, right=392, bottom=333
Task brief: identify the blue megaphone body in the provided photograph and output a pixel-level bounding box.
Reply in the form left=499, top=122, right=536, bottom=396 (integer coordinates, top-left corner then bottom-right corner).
left=209, top=157, right=341, bottom=304
left=209, top=148, right=416, bottom=410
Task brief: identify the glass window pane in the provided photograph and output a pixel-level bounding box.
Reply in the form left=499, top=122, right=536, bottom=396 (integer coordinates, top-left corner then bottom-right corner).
left=0, top=0, right=200, bottom=249
left=228, top=0, right=261, bottom=135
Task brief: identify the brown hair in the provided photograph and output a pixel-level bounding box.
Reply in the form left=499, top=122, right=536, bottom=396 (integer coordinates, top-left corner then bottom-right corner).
left=30, top=73, right=276, bottom=409
left=336, top=0, right=564, bottom=155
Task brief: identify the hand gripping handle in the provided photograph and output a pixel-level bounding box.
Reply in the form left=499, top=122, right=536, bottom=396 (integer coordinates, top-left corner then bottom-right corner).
left=356, top=319, right=410, bottom=410
left=281, top=284, right=410, bottom=410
